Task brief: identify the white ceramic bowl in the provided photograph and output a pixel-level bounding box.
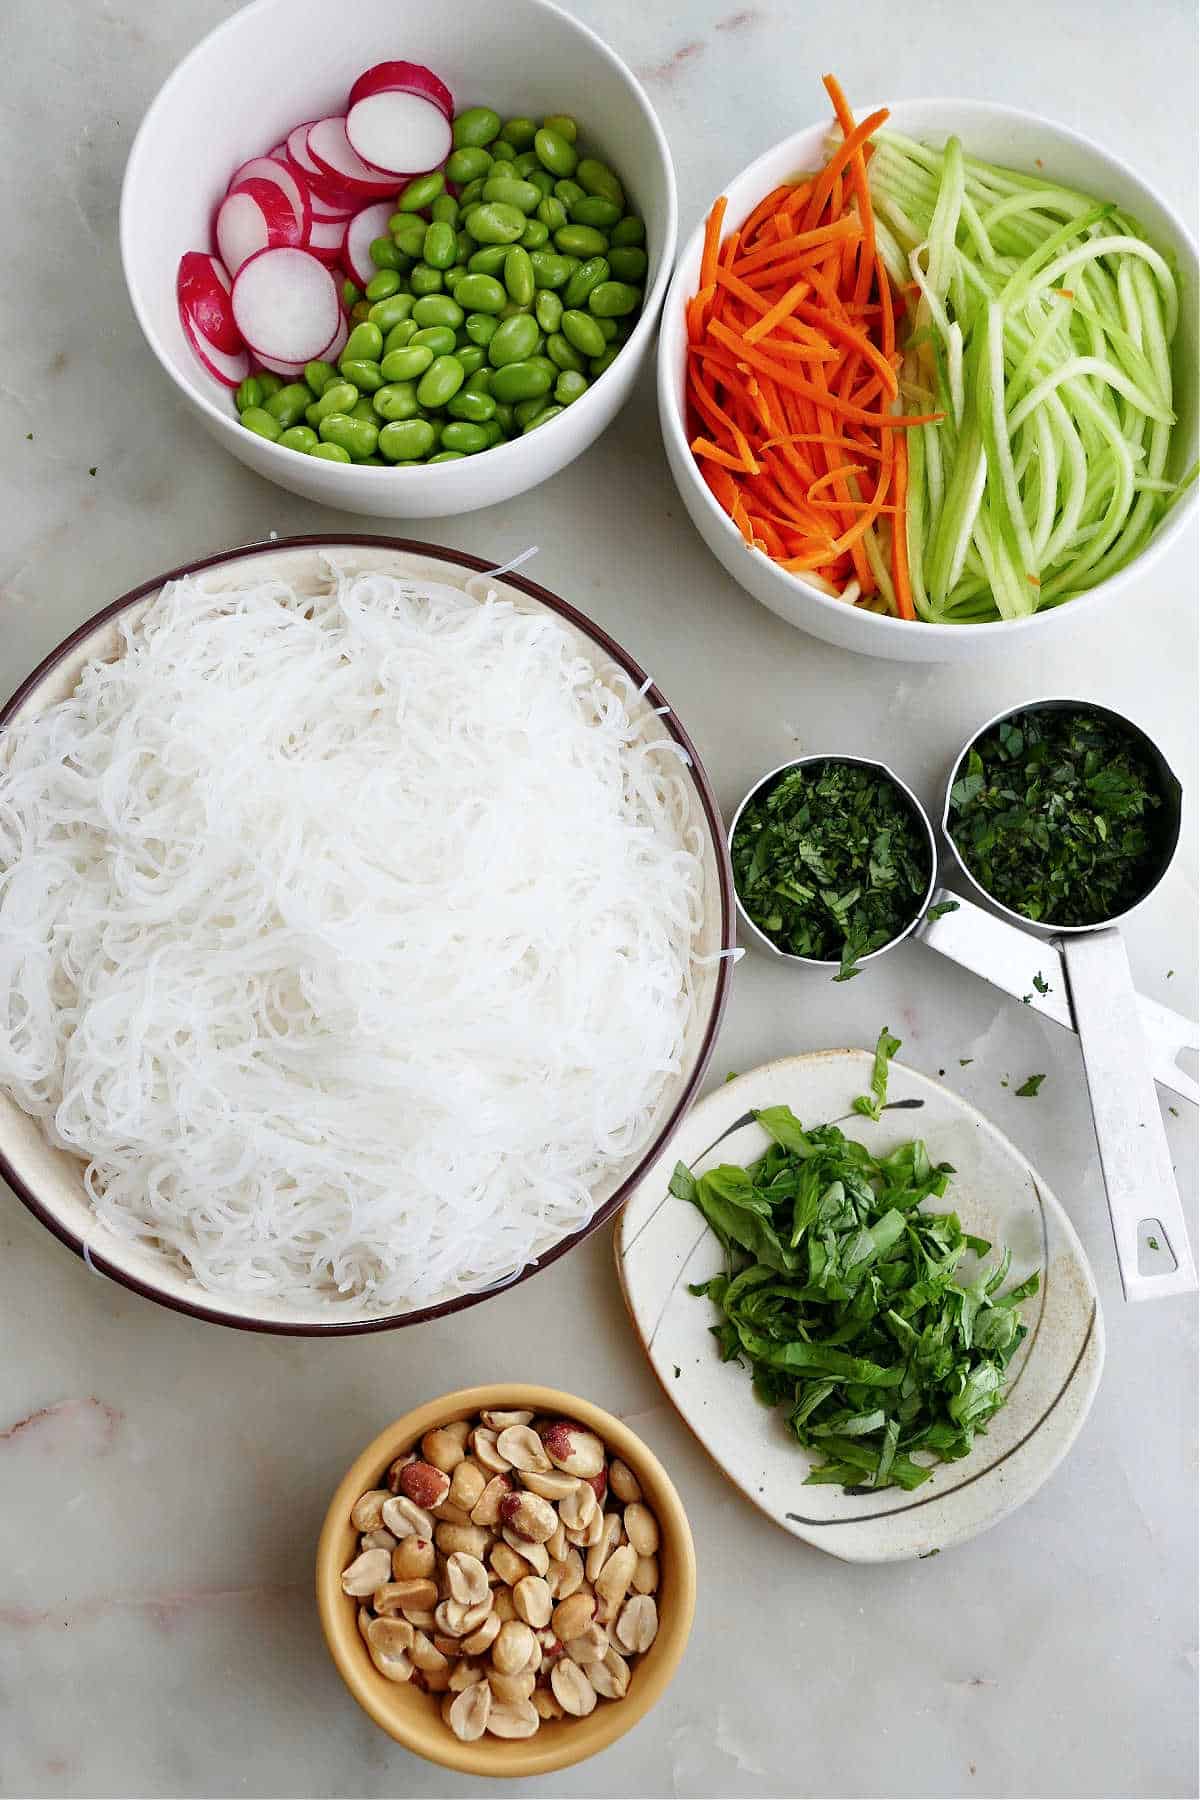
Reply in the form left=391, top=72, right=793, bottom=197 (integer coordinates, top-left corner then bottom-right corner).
left=0, top=538, right=733, bottom=1334
left=658, top=99, right=1199, bottom=663
left=120, top=0, right=676, bottom=518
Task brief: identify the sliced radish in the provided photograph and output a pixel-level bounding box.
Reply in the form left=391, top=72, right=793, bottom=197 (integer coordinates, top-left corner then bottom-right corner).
left=343, top=202, right=396, bottom=289
left=180, top=308, right=250, bottom=387
left=216, top=180, right=302, bottom=274
left=307, top=214, right=350, bottom=261
left=322, top=313, right=350, bottom=362
left=283, top=121, right=362, bottom=207
left=268, top=142, right=289, bottom=163
left=306, top=116, right=398, bottom=196
left=252, top=350, right=309, bottom=379
left=309, top=191, right=359, bottom=222
left=177, top=250, right=241, bottom=354
left=346, top=90, right=451, bottom=177
left=231, top=247, right=341, bottom=363
left=348, top=61, right=453, bottom=120
left=229, top=156, right=312, bottom=239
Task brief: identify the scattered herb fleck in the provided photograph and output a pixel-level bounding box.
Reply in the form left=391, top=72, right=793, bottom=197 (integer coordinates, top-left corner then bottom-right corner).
left=732, top=760, right=932, bottom=980
left=1147, top=1236, right=1161, bottom=1251
left=673, top=1364, right=681, bottom=1379
left=1167, top=969, right=1175, bottom=979
left=852, top=1026, right=901, bottom=1121
left=675, top=1099, right=1038, bottom=1492
left=1169, top=1106, right=1179, bottom=1118
left=919, top=1548, right=941, bottom=1559
left=1033, top=972, right=1051, bottom=995
left=24, top=432, right=33, bottom=441
left=938, top=1069, right=945, bottom=1078
left=926, top=899, right=960, bottom=922
left=88, top=466, right=97, bottom=477
left=1015, top=1073, right=1046, bottom=1098
left=948, top=708, right=1166, bottom=927
left=959, top=1058, right=973, bottom=1067
left=1021, top=994, right=1032, bottom=1005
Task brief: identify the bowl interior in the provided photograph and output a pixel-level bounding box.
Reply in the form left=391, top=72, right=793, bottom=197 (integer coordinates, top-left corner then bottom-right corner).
left=0, top=540, right=731, bottom=1331
left=121, top=0, right=673, bottom=472
left=659, top=98, right=1199, bottom=646
left=315, top=1385, right=696, bottom=1777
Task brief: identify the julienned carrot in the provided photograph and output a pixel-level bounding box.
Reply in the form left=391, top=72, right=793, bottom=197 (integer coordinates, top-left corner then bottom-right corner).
left=683, top=75, right=939, bottom=616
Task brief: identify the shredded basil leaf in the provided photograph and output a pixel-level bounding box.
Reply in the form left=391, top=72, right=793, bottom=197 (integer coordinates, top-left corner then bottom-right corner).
left=852, top=1025, right=902, bottom=1121
left=1015, top=1073, right=1046, bottom=1097
left=926, top=899, right=960, bottom=922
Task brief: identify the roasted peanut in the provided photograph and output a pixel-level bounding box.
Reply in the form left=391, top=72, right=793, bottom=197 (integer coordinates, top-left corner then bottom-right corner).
left=491, top=1587, right=516, bottom=1623
left=492, top=1618, right=537, bottom=1676
left=381, top=1494, right=435, bottom=1540
left=341, top=1547, right=392, bottom=1597
left=350, top=1489, right=391, bottom=1532
left=546, top=1520, right=569, bottom=1562
left=586, top=1514, right=623, bottom=1584
left=532, top=1687, right=565, bottom=1721
left=471, top=1474, right=512, bottom=1528
left=375, top=1576, right=438, bottom=1617
left=594, top=1544, right=636, bottom=1616
left=490, top=1541, right=531, bottom=1588
left=550, top=1657, right=597, bottom=1717
left=461, top=1611, right=502, bottom=1656
left=449, top=1461, right=487, bottom=1513
left=623, top=1502, right=660, bottom=1558
left=446, top=1551, right=490, bottom=1607
left=386, top=1451, right=416, bottom=1492
left=448, top=1658, right=484, bottom=1693
left=432, top=1499, right=472, bottom=1527
left=501, top=1527, right=550, bottom=1576
left=435, top=1521, right=491, bottom=1559
left=557, top=1481, right=598, bottom=1533
left=480, top=1409, right=534, bottom=1431
left=360, top=1528, right=397, bottom=1552
left=608, top=1458, right=641, bottom=1505
left=499, top=1490, right=557, bottom=1543
left=367, top=1641, right=413, bottom=1683
left=588, top=1646, right=631, bottom=1699
left=520, top=1468, right=579, bottom=1502
left=633, top=1553, right=659, bottom=1595
left=615, top=1594, right=658, bottom=1654
left=489, top=1667, right=537, bottom=1705
left=391, top=1536, right=435, bottom=1582
left=366, top=1615, right=414, bottom=1658
left=563, top=1623, right=609, bottom=1664
left=397, top=1460, right=452, bottom=1511
left=550, top=1590, right=594, bottom=1644
left=448, top=1680, right=491, bottom=1742
left=408, top=1630, right=450, bottom=1674
left=422, top=1428, right=467, bottom=1475
left=546, top=1548, right=584, bottom=1600
left=541, top=1422, right=605, bottom=1479
left=486, top=1697, right=539, bottom=1738
left=496, top=1425, right=553, bottom=1473
left=471, top=1428, right=511, bottom=1475
left=513, top=1575, right=553, bottom=1628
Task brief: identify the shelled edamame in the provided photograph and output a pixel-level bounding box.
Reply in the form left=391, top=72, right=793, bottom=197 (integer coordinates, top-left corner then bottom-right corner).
left=234, top=108, right=648, bottom=467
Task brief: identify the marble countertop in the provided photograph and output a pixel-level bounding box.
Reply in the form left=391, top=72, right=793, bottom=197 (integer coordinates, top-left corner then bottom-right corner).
left=1, top=2, right=1196, bottom=1796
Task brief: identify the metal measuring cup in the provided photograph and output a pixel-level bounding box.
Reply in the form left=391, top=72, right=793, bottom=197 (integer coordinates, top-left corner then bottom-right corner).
left=728, top=754, right=938, bottom=972
left=920, top=697, right=1196, bottom=1304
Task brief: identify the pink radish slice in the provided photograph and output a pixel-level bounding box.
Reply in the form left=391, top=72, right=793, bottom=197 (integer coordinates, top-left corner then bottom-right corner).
left=229, top=156, right=312, bottom=238
left=322, top=313, right=350, bottom=361
left=346, top=91, right=451, bottom=177
left=252, top=350, right=308, bottom=379
left=343, top=202, right=396, bottom=289
left=177, top=250, right=241, bottom=354
left=348, top=61, right=453, bottom=120
left=309, top=191, right=358, bottom=222
left=307, top=214, right=349, bottom=261
left=180, top=308, right=250, bottom=387
left=216, top=180, right=302, bottom=274
left=306, top=116, right=397, bottom=195
left=231, top=246, right=341, bottom=363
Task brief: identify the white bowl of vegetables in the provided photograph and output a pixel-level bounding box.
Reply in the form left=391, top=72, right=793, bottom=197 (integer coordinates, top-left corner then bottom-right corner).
left=658, top=92, right=1198, bottom=662
left=119, top=0, right=676, bottom=517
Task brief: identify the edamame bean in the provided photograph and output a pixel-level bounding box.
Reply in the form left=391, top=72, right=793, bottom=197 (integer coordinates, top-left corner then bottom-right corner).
left=561, top=309, right=606, bottom=357
left=312, top=381, right=359, bottom=420
left=555, top=224, right=608, bottom=259
left=319, top=413, right=378, bottom=459
left=383, top=319, right=418, bottom=353
left=610, top=215, right=646, bottom=247
left=279, top=424, right=319, bottom=452
left=416, top=353, right=465, bottom=408
left=500, top=116, right=538, bottom=148
left=468, top=244, right=509, bottom=276
left=490, top=358, right=555, bottom=403
left=481, top=419, right=506, bottom=446
left=534, top=127, right=577, bottom=179
left=445, top=145, right=492, bottom=184
left=380, top=345, right=434, bottom=381
left=547, top=332, right=585, bottom=372
left=303, top=360, right=338, bottom=395
left=530, top=251, right=575, bottom=289
left=310, top=441, right=352, bottom=462
left=446, top=387, right=496, bottom=423
left=349, top=395, right=379, bottom=422
left=493, top=401, right=515, bottom=431
left=589, top=346, right=620, bottom=376
left=344, top=321, right=384, bottom=362
left=411, top=325, right=457, bottom=356
left=465, top=367, right=494, bottom=394
left=453, top=107, right=501, bottom=149
left=464, top=202, right=527, bottom=244
left=396, top=171, right=445, bottom=211
left=512, top=150, right=540, bottom=179
left=390, top=215, right=428, bottom=258
left=413, top=293, right=465, bottom=330
left=341, top=359, right=384, bottom=393
left=240, top=405, right=281, bottom=441
left=428, top=450, right=466, bottom=461
left=410, top=263, right=444, bottom=295
left=464, top=310, right=501, bottom=346
left=554, top=369, right=589, bottom=405
left=607, top=245, right=648, bottom=283
left=526, top=168, right=555, bottom=198
left=554, top=178, right=585, bottom=210
left=430, top=194, right=460, bottom=227
left=482, top=176, right=540, bottom=215
left=373, top=381, right=420, bottom=422
left=523, top=403, right=564, bottom=432
left=520, top=219, right=549, bottom=250
left=265, top=382, right=315, bottom=427
left=536, top=196, right=568, bottom=232
left=490, top=138, right=517, bottom=163
left=588, top=280, right=641, bottom=317
left=504, top=245, right=535, bottom=308
left=570, top=195, right=622, bottom=231
left=563, top=255, right=610, bottom=309
left=461, top=179, right=490, bottom=211
left=543, top=114, right=578, bottom=144
left=457, top=273, right=507, bottom=316
left=365, top=269, right=402, bottom=301
left=368, top=294, right=415, bottom=334
left=455, top=343, right=486, bottom=375
left=423, top=221, right=458, bottom=270
left=235, top=376, right=264, bottom=412
left=256, top=373, right=284, bottom=400
left=596, top=315, right=618, bottom=340
left=441, top=420, right=490, bottom=452
left=342, top=279, right=362, bottom=307
left=513, top=396, right=546, bottom=428
left=535, top=289, right=564, bottom=333
left=489, top=312, right=540, bottom=366
left=369, top=236, right=407, bottom=271
left=576, top=158, right=624, bottom=209
left=305, top=403, right=322, bottom=427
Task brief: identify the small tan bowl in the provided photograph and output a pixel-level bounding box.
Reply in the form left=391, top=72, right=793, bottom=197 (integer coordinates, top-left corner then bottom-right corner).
left=316, top=1384, right=696, bottom=1778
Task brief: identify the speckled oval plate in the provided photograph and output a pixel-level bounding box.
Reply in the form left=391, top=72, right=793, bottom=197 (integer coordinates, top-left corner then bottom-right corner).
left=615, top=1049, right=1104, bottom=1562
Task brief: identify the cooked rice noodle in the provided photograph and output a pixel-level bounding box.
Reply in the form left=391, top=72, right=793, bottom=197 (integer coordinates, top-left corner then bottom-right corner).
left=0, top=564, right=704, bottom=1310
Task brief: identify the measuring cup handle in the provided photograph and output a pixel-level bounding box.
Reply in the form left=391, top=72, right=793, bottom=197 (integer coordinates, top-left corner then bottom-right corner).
left=1062, top=931, right=1198, bottom=1303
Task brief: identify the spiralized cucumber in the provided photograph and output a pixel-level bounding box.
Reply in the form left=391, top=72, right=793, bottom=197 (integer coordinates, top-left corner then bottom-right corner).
left=868, top=130, right=1194, bottom=622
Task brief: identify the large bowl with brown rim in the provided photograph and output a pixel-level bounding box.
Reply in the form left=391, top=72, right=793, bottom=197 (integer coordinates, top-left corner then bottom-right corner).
left=0, top=536, right=733, bottom=1334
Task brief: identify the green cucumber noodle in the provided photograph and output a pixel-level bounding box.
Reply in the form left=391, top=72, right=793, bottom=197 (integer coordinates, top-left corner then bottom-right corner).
left=867, top=130, right=1196, bottom=623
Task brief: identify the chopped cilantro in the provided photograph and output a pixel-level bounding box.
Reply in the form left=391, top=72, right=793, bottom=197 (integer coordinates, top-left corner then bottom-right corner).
left=673, top=1364, right=681, bottom=1379
left=731, top=760, right=932, bottom=981
left=1147, top=1236, right=1161, bottom=1251
left=88, top=466, right=97, bottom=477
left=1015, top=1073, right=1045, bottom=1098
left=926, top=899, right=960, bottom=922
left=959, top=1058, right=973, bottom=1067
left=1033, top=973, right=1051, bottom=995
left=1169, top=1106, right=1180, bottom=1118
left=852, top=1026, right=901, bottom=1121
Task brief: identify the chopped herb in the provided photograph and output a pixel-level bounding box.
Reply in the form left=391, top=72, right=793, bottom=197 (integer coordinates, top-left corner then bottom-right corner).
left=1015, top=1073, right=1045, bottom=1097
left=732, top=760, right=932, bottom=981
left=959, top=1058, right=973, bottom=1067
left=24, top=432, right=32, bottom=441
left=852, top=1025, right=901, bottom=1121
left=724, top=1071, right=739, bottom=1083
left=926, top=899, right=960, bottom=922
left=680, top=1106, right=1037, bottom=1492
left=918, top=1548, right=941, bottom=1559
left=1147, top=1236, right=1161, bottom=1251
left=1167, top=969, right=1175, bottom=979
left=1169, top=1106, right=1180, bottom=1118
left=1021, top=994, right=1032, bottom=1005
left=948, top=708, right=1167, bottom=927
left=673, top=1364, right=682, bottom=1379
left=88, top=466, right=97, bottom=477
left=1033, top=973, right=1051, bottom=995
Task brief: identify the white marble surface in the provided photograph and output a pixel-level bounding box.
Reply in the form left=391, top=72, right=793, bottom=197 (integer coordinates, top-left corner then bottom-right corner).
left=1, top=2, right=1196, bottom=1796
